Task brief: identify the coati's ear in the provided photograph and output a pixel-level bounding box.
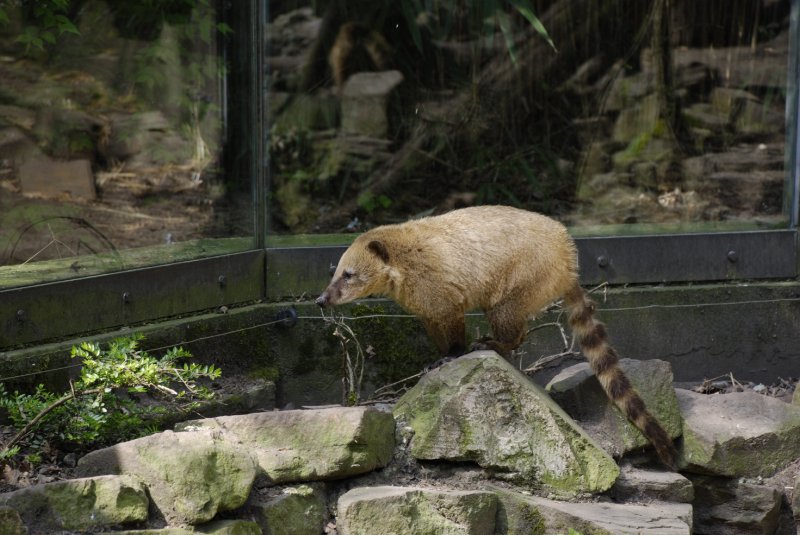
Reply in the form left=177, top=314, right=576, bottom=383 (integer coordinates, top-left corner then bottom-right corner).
left=367, top=240, right=390, bottom=263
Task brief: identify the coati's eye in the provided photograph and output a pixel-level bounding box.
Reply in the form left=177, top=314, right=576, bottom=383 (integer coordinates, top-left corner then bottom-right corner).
left=342, top=270, right=354, bottom=281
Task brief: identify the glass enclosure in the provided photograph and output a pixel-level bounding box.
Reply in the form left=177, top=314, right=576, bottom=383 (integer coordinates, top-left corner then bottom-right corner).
left=266, top=0, right=794, bottom=238
left=0, top=0, right=255, bottom=288
left=0, top=0, right=797, bottom=293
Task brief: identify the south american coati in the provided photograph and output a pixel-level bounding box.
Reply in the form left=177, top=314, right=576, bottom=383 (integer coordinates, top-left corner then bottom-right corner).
left=328, top=22, right=392, bottom=92
left=316, top=205, right=677, bottom=467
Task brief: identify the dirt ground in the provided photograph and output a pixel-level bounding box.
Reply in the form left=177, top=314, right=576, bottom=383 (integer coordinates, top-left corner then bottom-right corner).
left=0, top=161, right=249, bottom=268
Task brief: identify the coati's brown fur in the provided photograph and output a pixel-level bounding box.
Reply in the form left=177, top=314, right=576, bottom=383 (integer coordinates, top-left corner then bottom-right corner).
left=316, top=205, right=677, bottom=467
left=328, top=22, right=392, bottom=91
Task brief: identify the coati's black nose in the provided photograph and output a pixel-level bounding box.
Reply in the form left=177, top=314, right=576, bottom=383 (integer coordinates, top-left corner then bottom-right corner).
left=315, top=293, right=329, bottom=307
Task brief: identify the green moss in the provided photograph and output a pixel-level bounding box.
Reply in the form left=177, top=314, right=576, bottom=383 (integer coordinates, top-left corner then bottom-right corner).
left=249, top=366, right=280, bottom=382
left=347, top=302, right=434, bottom=383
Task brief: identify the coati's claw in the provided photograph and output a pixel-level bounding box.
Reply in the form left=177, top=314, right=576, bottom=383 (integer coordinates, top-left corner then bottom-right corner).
left=469, top=337, right=493, bottom=352
left=423, top=356, right=455, bottom=373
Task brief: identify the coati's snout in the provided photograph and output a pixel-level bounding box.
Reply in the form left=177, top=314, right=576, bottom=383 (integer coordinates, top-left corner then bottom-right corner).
left=316, top=274, right=347, bottom=307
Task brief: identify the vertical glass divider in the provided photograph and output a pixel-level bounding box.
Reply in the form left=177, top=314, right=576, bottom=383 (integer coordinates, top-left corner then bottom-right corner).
left=787, top=0, right=800, bottom=228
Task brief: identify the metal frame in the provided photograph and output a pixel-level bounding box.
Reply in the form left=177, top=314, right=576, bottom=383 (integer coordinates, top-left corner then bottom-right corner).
left=1, top=0, right=799, bottom=351
left=264, top=230, right=799, bottom=302
left=0, top=251, right=265, bottom=348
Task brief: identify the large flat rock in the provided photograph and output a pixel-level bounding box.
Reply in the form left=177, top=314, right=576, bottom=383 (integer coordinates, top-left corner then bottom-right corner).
left=175, top=406, right=395, bottom=484
left=0, top=474, right=148, bottom=533
left=337, top=486, right=497, bottom=535
left=75, top=430, right=258, bottom=525
left=677, top=389, right=800, bottom=476
left=394, top=351, right=619, bottom=494
left=546, top=358, right=682, bottom=458
left=495, top=487, right=692, bottom=535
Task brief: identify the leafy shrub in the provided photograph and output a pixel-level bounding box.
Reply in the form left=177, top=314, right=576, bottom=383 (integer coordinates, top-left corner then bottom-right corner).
left=0, top=334, right=220, bottom=464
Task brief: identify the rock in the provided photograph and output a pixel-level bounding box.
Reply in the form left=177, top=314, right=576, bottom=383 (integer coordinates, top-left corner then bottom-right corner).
left=682, top=103, right=729, bottom=131
left=114, top=530, right=194, bottom=535
left=0, top=475, right=148, bottom=533
left=0, top=126, right=43, bottom=166
left=252, top=484, right=327, bottom=535
left=611, top=464, right=694, bottom=503
left=793, top=475, right=800, bottom=519
left=175, top=406, right=395, bottom=484
left=76, top=430, right=258, bottom=525
left=341, top=70, right=404, bottom=138
left=195, top=520, right=263, bottom=534
left=546, top=358, right=682, bottom=459
left=710, top=87, right=759, bottom=117
left=576, top=171, right=632, bottom=202
left=0, top=104, right=37, bottom=131
left=19, top=156, right=96, bottom=200
left=613, top=136, right=676, bottom=169
left=604, top=72, right=653, bottom=112
left=576, top=141, right=613, bottom=191
left=682, top=144, right=783, bottom=182
left=734, top=98, right=784, bottom=136
left=0, top=506, right=26, bottom=535
left=494, top=487, right=692, bottom=534
left=271, top=93, right=339, bottom=133
left=677, top=389, right=800, bottom=477
left=696, top=170, right=784, bottom=213
left=394, top=351, right=620, bottom=494
left=689, top=475, right=782, bottom=535
left=337, top=486, right=497, bottom=535
left=33, top=107, right=105, bottom=159
left=115, top=521, right=262, bottom=535
left=106, top=111, right=195, bottom=169
left=612, top=93, right=660, bottom=143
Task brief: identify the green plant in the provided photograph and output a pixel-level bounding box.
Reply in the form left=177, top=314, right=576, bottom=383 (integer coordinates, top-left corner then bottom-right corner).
left=399, top=0, right=555, bottom=61
left=131, top=0, right=232, bottom=165
left=0, top=334, right=221, bottom=462
left=9, top=0, right=80, bottom=53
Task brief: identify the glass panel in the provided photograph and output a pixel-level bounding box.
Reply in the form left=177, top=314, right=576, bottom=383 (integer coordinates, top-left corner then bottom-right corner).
left=266, top=0, right=793, bottom=240
left=0, top=1, right=255, bottom=289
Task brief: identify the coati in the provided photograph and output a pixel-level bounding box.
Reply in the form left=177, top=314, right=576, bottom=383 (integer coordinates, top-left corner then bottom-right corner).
left=316, top=205, right=677, bottom=467
left=328, top=22, right=393, bottom=92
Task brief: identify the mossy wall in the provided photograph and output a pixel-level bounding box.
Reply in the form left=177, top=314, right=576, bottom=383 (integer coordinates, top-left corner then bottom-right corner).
left=1, top=281, right=799, bottom=407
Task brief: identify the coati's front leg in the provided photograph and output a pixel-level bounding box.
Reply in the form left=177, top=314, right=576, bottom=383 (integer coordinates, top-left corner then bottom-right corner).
left=421, top=316, right=466, bottom=358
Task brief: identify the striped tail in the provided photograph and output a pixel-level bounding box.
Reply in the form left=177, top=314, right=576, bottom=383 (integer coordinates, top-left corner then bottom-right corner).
left=564, top=283, right=677, bottom=468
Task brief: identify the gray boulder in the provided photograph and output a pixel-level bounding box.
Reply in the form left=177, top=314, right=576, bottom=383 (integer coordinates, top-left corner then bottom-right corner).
left=0, top=505, right=26, bottom=535
left=689, top=475, right=782, bottom=535
left=341, top=70, right=404, bottom=138
left=76, top=430, right=258, bottom=525
left=494, top=487, right=692, bottom=534
left=546, top=358, right=682, bottom=459
left=175, top=406, right=395, bottom=484
left=0, top=475, right=148, bottom=533
left=611, top=464, right=694, bottom=503
left=115, top=522, right=261, bottom=535
left=394, top=351, right=620, bottom=494
left=252, top=484, right=327, bottom=535
left=337, top=486, right=497, bottom=535
left=677, top=389, right=800, bottom=477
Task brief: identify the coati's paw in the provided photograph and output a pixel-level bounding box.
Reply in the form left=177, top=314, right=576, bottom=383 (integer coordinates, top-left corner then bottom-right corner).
left=469, top=336, right=494, bottom=351
left=423, top=356, right=455, bottom=373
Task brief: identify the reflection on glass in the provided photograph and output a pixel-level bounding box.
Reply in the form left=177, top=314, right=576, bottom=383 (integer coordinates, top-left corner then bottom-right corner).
left=0, top=0, right=252, bottom=288
left=267, top=0, right=791, bottom=238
